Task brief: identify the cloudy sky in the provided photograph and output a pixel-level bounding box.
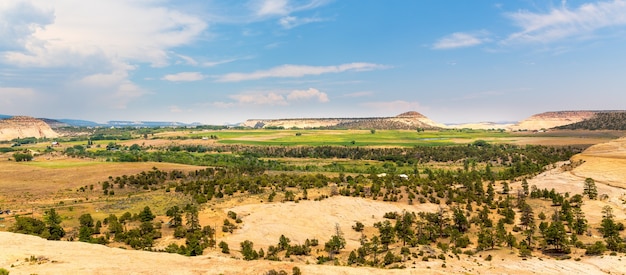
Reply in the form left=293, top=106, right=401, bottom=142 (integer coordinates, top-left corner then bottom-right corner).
left=1, top=0, right=625, bottom=124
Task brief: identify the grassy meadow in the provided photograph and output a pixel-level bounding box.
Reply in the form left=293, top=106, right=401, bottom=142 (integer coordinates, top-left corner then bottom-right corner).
left=188, top=128, right=513, bottom=147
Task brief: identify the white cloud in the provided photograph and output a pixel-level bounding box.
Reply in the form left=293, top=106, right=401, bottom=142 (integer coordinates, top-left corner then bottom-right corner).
left=504, top=0, right=626, bottom=44
left=217, top=62, right=388, bottom=82
left=223, top=88, right=329, bottom=106
left=286, top=88, right=328, bottom=102
left=0, top=2, right=54, bottom=51
left=1, top=1, right=207, bottom=68
left=71, top=62, right=146, bottom=109
left=432, top=31, right=490, bottom=50
left=0, top=1, right=208, bottom=111
left=162, top=72, right=205, bottom=82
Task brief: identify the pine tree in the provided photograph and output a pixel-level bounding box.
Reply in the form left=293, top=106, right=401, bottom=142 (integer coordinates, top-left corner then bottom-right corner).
left=583, top=178, right=598, bottom=199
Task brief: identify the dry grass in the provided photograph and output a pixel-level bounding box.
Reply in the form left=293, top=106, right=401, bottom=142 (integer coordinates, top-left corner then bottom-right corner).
left=0, top=153, right=203, bottom=215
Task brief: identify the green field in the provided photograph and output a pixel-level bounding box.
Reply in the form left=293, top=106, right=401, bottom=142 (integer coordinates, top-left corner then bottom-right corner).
left=189, top=129, right=511, bottom=147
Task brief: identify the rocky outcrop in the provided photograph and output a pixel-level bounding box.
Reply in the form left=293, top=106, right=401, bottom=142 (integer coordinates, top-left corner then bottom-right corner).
left=242, top=111, right=444, bottom=130
left=511, top=111, right=597, bottom=131
left=0, top=116, right=59, bottom=141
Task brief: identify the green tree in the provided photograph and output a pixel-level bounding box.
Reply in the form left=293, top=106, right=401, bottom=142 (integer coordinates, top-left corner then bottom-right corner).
left=241, top=240, right=259, bottom=260
left=600, top=206, right=623, bottom=251
left=166, top=206, right=183, bottom=228
left=477, top=227, right=496, bottom=250
left=583, top=178, right=598, bottom=200
left=185, top=204, right=201, bottom=232
left=78, top=225, right=94, bottom=242
left=394, top=211, right=414, bottom=246
left=375, top=220, right=395, bottom=250
left=544, top=220, right=569, bottom=252
left=353, top=221, right=364, bottom=232
left=383, top=251, right=396, bottom=265
left=44, top=208, right=65, bottom=240
left=219, top=241, right=230, bottom=254
left=521, top=179, right=529, bottom=196
left=571, top=207, right=588, bottom=235
left=278, top=234, right=291, bottom=251
left=79, top=213, right=94, bottom=228
left=324, top=223, right=346, bottom=259
left=13, top=152, right=33, bottom=162
left=453, top=207, right=470, bottom=233
left=138, top=206, right=155, bottom=222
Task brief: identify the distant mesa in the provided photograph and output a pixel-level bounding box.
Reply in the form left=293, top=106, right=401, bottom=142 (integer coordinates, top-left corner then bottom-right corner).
left=242, top=111, right=445, bottom=130
left=0, top=116, right=59, bottom=141
left=511, top=110, right=626, bottom=131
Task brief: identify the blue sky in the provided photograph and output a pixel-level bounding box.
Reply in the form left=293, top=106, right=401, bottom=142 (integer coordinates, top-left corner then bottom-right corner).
left=1, top=0, right=626, bottom=124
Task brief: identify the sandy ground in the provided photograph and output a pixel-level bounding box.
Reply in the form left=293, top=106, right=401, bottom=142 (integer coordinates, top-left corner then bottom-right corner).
left=2, top=230, right=626, bottom=275
left=224, top=196, right=439, bottom=251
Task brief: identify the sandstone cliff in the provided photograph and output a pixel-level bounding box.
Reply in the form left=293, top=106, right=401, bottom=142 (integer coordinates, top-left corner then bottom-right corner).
left=511, top=111, right=597, bottom=131
left=242, top=111, right=445, bottom=130
left=0, top=116, right=59, bottom=141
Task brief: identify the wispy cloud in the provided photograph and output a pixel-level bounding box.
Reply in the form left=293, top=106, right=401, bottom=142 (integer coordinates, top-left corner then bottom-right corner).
left=255, top=0, right=289, bottom=16
left=252, top=0, right=331, bottom=17
left=341, top=91, right=373, bottom=98
left=219, top=88, right=329, bottom=106
left=286, top=88, right=329, bottom=102
left=174, top=54, right=250, bottom=67
left=279, top=16, right=326, bottom=29
left=231, top=92, right=289, bottom=106
left=503, top=0, right=626, bottom=44
left=250, top=0, right=331, bottom=29
left=432, top=31, right=490, bottom=50
left=162, top=72, right=205, bottom=82
left=216, top=62, right=388, bottom=82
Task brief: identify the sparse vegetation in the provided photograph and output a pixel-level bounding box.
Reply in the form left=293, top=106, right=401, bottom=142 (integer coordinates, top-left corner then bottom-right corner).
left=2, top=126, right=626, bottom=274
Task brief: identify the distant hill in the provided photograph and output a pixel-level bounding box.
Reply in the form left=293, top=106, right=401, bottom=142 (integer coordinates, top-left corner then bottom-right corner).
left=555, top=111, right=626, bottom=130
left=43, top=118, right=202, bottom=128
left=242, top=111, right=445, bottom=130
left=511, top=111, right=598, bottom=131
left=0, top=116, right=59, bottom=141
left=107, top=121, right=202, bottom=127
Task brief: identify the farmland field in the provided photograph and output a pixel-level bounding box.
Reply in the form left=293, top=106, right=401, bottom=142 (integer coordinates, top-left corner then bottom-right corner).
left=185, top=129, right=622, bottom=147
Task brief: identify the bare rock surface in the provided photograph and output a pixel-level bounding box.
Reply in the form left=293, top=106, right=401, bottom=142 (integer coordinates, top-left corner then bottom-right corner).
left=0, top=116, right=59, bottom=141
left=512, top=111, right=597, bottom=131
